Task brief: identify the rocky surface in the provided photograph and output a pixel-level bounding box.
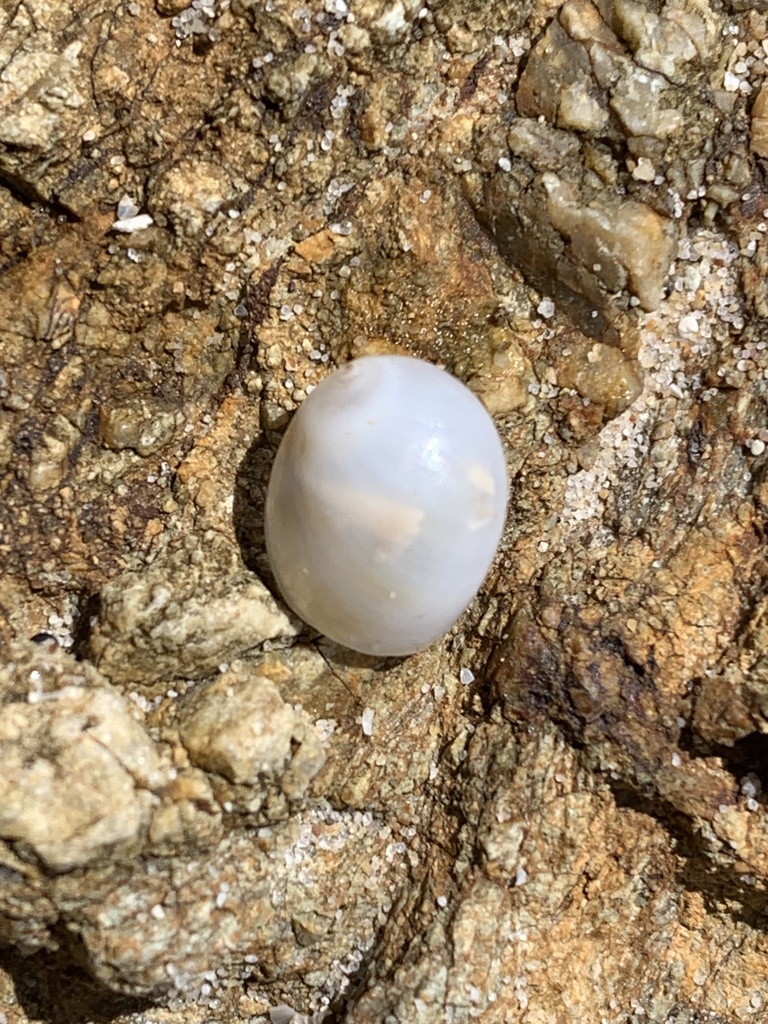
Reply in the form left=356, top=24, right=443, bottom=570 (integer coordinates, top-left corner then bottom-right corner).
left=2, top=0, right=768, bottom=1023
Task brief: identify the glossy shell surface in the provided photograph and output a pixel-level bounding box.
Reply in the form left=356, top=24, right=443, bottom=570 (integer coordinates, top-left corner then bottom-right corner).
left=265, top=355, right=508, bottom=656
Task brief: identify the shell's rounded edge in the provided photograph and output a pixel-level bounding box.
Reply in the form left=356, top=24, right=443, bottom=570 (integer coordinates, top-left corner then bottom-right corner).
left=264, top=355, right=509, bottom=656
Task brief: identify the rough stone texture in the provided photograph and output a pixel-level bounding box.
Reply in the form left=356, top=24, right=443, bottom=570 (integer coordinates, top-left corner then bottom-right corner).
left=86, top=535, right=296, bottom=685
left=3, top=0, right=768, bottom=1023
left=466, top=0, right=727, bottom=339
left=0, top=682, right=165, bottom=875
left=179, top=668, right=326, bottom=798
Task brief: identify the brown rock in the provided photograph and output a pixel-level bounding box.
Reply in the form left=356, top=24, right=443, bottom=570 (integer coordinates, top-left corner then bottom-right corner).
left=751, top=80, right=768, bottom=157
left=3, top=0, right=768, bottom=1021
left=556, top=339, right=643, bottom=416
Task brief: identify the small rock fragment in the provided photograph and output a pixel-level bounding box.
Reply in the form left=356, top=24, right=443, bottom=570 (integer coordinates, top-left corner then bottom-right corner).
left=180, top=669, right=325, bottom=793
left=86, top=542, right=296, bottom=685
left=751, top=81, right=768, bottom=158
left=542, top=171, right=675, bottom=310
left=98, top=394, right=182, bottom=455
left=0, top=648, right=166, bottom=873
left=112, top=214, right=154, bottom=233
left=557, top=340, right=643, bottom=416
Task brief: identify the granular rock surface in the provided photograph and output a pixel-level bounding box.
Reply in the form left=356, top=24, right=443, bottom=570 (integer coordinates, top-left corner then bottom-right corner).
left=2, top=1, right=768, bottom=1023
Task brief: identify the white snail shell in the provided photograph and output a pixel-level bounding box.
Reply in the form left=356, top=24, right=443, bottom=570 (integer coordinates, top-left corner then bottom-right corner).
left=265, top=355, right=508, bottom=656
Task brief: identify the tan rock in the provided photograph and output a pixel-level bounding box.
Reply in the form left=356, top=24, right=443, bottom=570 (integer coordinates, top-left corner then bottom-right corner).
left=751, top=81, right=768, bottom=157
left=0, top=653, right=166, bottom=873
left=542, top=171, right=676, bottom=310
left=179, top=669, right=324, bottom=791
left=557, top=339, right=643, bottom=415
left=86, top=539, right=296, bottom=685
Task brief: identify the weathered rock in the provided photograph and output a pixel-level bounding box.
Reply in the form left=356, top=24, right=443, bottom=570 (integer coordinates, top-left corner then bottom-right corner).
left=98, top=394, right=184, bottom=456
left=86, top=538, right=296, bottom=685
left=468, top=0, right=727, bottom=338
left=556, top=338, right=643, bottom=416
left=752, top=80, right=768, bottom=157
left=179, top=668, right=325, bottom=801
left=3, top=0, right=768, bottom=1021
left=0, top=644, right=168, bottom=876
left=0, top=41, right=88, bottom=162
left=0, top=687, right=163, bottom=873
left=149, top=159, right=239, bottom=238
left=542, top=170, right=676, bottom=310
